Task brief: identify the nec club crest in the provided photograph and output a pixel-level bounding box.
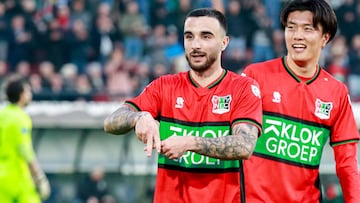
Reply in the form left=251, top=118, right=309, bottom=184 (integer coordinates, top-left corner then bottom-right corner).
left=212, top=95, right=231, bottom=114
left=314, top=99, right=333, bottom=119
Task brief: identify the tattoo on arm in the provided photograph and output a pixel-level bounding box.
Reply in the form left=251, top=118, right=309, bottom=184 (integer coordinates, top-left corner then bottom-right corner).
left=193, top=123, right=258, bottom=160
left=104, top=105, right=149, bottom=134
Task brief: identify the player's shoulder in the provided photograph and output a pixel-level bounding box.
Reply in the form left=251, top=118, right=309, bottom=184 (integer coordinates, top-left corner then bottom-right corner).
left=0, top=105, right=30, bottom=124
left=156, top=71, right=187, bottom=82
left=244, top=57, right=282, bottom=72
left=242, top=57, right=283, bottom=81
left=319, top=68, right=349, bottom=91
left=226, top=69, right=259, bottom=87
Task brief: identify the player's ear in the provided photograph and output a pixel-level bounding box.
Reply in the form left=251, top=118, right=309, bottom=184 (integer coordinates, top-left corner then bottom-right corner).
left=222, top=36, right=229, bottom=51
left=321, top=33, right=331, bottom=48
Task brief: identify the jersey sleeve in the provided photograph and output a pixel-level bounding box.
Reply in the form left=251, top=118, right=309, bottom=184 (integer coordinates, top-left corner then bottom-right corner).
left=124, top=78, right=162, bottom=118
left=333, top=143, right=360, bottom=203
left=330, top=86, right=360, bottom=145
left=15, top=117, right=35, bottom=163
left=231, top=77, right=263, bottom=135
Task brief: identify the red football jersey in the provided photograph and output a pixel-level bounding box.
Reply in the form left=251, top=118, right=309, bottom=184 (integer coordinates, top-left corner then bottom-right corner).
left=125, top=69, right=262, bottom=203
left=243, top=57, right=360, bottom=203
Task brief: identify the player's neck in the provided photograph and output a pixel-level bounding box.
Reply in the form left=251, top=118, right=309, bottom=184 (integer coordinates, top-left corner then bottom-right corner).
left=286, top=56, right=318, bottom=78
left=190, top=67, right=224, bottom=88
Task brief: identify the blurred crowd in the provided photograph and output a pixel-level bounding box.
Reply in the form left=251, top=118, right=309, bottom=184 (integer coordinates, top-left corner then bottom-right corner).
left=0, top=0, right=360, bottom=102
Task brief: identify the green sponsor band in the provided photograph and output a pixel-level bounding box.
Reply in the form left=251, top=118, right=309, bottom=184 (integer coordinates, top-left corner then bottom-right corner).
left=255, top=115, right=330, bottom=166
left=159, top=121, right=239, bottom=169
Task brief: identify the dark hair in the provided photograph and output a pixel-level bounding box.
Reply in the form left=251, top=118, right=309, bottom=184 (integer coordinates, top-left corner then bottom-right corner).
left=185, top=8, right=227, bottom=34
left=280, top=0, right=337, bottom=43
left=5, top=78, right=26, bottom=104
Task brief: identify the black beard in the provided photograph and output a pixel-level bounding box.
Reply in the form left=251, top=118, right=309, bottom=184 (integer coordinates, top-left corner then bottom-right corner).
left=186, top=54, right=217, bottom=72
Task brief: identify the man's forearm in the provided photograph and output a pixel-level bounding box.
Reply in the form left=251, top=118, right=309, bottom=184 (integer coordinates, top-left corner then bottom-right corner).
left=103, top=105, right=148, bottom=135
left=191, top=123, right=258, bottom=160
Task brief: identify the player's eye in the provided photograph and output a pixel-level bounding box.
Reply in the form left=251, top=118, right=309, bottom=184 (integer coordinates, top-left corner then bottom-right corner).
left=203, top=34, right=211, bottom=39
left=304, top=26, right=314, bottom=31
left=184, top=34, right=193, bottom=39
left=286, top=25, right=295, bottom=30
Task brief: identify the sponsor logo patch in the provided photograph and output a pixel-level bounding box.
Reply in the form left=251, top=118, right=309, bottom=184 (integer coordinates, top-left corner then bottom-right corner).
left=212, top=95, right=231, bottom=114
left=314, top=99, right=333, bottom=119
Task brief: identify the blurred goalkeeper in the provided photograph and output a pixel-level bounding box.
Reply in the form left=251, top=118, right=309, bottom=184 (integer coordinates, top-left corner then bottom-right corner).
left=0, top=76, right=50, bottom=203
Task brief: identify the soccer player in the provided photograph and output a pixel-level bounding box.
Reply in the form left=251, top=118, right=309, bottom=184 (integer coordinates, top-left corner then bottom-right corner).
left=0, top=76, right=50, bottom=203
left=242, top=0, right=360, bottom=202
left=104, top=8, right=262, bottom=203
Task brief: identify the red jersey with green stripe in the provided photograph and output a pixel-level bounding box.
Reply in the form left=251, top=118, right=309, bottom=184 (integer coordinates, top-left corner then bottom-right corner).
left=125, top=69, right=262, bottom=203
left=243, top=57, right=360, bottom=203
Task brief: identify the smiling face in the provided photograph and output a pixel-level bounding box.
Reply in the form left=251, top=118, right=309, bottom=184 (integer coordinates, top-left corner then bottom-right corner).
left=285, top=11, right=330, bottom=74
left=183, top=16, right=228, bottom=73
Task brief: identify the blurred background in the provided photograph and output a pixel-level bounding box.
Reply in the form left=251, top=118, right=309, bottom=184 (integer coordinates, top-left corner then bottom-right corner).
left=0, top=0, right=359, bottom=202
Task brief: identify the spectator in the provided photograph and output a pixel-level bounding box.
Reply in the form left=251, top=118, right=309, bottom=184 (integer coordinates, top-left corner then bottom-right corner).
left=29, top=73, right=43, bottom=94
left=7, top=14, right=33, bottom=71
left=271, top=29, right=286, bottom=58
left=149, top=61, right=169, bottom=82
left=149, top=0, right=169, bottom=27
left=167, top=0, right=193, bottom=45
left=251, top=3, right=274, bottom=63
left=75, top=167, right=115, bottom=203
left=68, top=19, right=91, bottom=74
left=15, top=60, right=31, bottom=80
left=118, top=0, right=148, bottom=61
left=38, top=61, right=56, bottom=91
left=326, top=35, right=349, bottom=83
left=59, top=63, right=78, bottom=100
left=44, top=19, right=69, bottom=72
left=348, top=34, right=360, bottom=101
left=104, top=60, right=137, bottom=101
left=224, top=0, right=252, bottom=67
left=48, top=73, right=64, bottom=100
left=29, top=72, right=53, bottom=100
left=263, top=0, right=281, bottom=29
left=222, top=46, right=247, bottom=73
left=0, top=60, right=8, bottom=87
left=144, top=23, right=168, bottom=67
left=0, top=2, right=9, bottom=61
left=89, top=13, right=122, bottom=64
left=54, top=4, right=71, bottom=31
left=335, top=0, right=358, bottom=44
left=86, top=62, right=105, bottom=93
left=132, top=60, right=151, bottom=95
left=75, top=74, right=94, bottom=101
left=164, top=25, right=186, bottom=73
left=70, top=0, right=92, bottom=30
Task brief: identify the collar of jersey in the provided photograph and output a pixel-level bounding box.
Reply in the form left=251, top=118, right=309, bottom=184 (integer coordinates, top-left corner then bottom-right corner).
left=188, top=69, right=227, bottom=89
left=282, top=56, right=321, bottom=85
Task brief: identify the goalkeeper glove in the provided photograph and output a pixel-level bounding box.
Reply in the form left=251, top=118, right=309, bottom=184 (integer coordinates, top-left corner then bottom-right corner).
left=35, top=174, right=51, bottom=200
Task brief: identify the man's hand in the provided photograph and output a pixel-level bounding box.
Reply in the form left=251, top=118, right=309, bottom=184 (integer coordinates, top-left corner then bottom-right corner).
left=161, top=136, right=193, bottom=159
left=35, top=174, right=51, bottom=200
left=135, top=113, right=161, bottom=157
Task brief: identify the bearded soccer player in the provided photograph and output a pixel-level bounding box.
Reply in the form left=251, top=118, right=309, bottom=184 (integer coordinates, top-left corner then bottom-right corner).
left=104, top=8, right=262, bottom=203
left=0, top=77, right=50, bottom=203
left=243, top=0, right=360, bottom=202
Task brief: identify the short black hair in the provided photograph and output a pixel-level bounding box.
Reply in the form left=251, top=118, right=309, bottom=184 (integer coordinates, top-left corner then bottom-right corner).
left=280, top=0, right=338, bottom=43
left=5, top=78, right=26, bottom=104
left=185, top=8, right=227, bottom=34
